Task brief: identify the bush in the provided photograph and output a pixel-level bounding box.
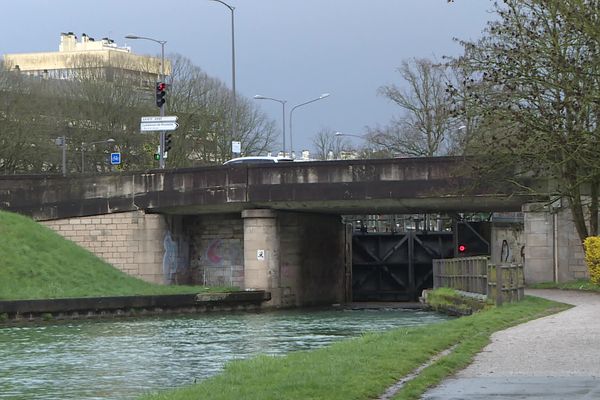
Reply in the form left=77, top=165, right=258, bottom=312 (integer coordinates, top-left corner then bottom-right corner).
left=583, top=237, right=600, bottom=285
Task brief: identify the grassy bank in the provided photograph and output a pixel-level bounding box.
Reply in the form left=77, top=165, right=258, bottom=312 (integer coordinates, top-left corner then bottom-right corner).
left=529, top=279, right=600, bottom=293
left=0, top=211, right=229, bottom=300
left=140, top=296, right=569, bottom=400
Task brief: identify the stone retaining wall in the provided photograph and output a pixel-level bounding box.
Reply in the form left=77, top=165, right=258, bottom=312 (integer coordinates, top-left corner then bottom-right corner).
left=41, top=211, right=167, bottom=283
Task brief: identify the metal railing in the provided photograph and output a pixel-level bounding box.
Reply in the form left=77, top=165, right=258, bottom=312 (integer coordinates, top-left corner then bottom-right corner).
left=433, top=256, right=524, bottom=305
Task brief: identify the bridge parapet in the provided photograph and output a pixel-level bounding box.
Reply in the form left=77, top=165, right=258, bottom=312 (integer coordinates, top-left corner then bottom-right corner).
left=0, top=157, right=544, bottom=221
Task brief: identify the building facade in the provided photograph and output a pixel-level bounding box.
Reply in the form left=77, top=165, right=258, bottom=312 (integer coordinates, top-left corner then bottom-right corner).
left=4, top=32, right=171, bottom=87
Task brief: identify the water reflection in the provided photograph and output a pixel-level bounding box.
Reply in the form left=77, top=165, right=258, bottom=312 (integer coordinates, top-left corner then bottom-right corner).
left=0, top=308, right=448, bottom=399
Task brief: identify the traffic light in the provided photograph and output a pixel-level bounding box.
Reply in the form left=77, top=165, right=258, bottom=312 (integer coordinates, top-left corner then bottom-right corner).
left=154, top=145, right=160, bottom=160
left=164, top=132, right=172, bottom=153
left=458, top=244, right=467, bottom=254
left=155, top=82, right=166, bottom=108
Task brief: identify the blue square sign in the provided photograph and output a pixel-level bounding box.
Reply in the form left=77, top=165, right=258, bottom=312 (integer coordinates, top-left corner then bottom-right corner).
left=110, top=152, right=121, bottom=165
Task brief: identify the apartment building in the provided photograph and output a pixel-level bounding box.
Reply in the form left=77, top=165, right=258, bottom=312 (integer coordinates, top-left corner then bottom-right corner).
left=3, top=32, right=170, bottom=86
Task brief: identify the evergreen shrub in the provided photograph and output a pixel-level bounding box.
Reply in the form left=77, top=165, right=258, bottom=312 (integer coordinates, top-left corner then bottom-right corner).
left=583, top=236, right=600, bottom=285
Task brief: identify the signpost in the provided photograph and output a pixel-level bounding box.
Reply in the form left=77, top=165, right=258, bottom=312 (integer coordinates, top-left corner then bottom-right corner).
left=141, top=116, right=178, bottom=122
left=140, top=116, right=179, bottom=132
left=110, top=152, right=121, bottom=165
left=140, top=122, right=179, bottom=132
left=140, top=116, right=178, bottom=167
left=232, top=140, right=241, bottom=155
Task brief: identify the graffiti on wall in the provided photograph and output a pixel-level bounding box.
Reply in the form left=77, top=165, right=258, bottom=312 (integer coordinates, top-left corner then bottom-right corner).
left=163, top=231, right=177, bottom=283
left=206, top=239, right=224, bottom=265
left=162, top=230, right=191, bottom=284
left=197, top=239, right=243, bottom=287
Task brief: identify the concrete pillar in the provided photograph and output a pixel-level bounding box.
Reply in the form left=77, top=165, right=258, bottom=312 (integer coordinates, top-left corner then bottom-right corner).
left=522, top=202, right=587, bottom=283
left=242, top=209, right=281, bottom=304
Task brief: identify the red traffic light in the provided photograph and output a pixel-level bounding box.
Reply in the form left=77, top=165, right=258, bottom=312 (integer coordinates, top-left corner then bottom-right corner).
left=458, top=244, right=467, bottom=253
left=155, top=82, right=166, bottom=108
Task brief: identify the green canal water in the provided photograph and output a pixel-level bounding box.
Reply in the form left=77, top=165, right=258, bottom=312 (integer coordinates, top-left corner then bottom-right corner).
left=0, top=308, right=449, bottom=399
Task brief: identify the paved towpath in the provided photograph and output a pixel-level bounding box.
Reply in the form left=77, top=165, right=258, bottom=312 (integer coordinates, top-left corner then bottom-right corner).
left=422, top=289, right=600, bottom=399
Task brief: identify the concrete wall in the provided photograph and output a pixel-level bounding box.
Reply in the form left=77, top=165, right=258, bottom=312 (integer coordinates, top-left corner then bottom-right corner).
left=490, top=222, right=525, bottom=265
left=41, top=211, right=167, bottom=283
left=522, top=202, right=587, bottom=283
left=185, top=214, right=244, bottom=288
left=40, top=208, right=350, bottom=308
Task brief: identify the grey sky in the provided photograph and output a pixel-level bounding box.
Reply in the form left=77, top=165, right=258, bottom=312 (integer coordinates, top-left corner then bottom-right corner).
left=2, top=0, right=492, bottom=154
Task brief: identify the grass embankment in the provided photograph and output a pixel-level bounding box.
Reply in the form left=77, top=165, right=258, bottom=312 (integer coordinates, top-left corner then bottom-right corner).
left=0, top=210, right=230, bottom=300
left=140, top=295, right=569, bottom=400
left=529, top=279, right=600, bottom=292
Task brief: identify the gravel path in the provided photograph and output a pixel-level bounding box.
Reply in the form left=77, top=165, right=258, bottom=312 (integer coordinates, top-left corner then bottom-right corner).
left=422, top=289, right=600, bottom=399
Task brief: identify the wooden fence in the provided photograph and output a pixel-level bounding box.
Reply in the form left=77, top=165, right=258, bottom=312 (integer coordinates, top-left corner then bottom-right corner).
left=433, top=256, right=524, bottom=305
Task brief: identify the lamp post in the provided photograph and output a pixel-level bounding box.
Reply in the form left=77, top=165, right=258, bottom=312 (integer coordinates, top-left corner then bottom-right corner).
left=254, top=95, right=287, bottom=155
left=81, top=139, right=115, bottom=174
left=125, top=34, right=168, bottom=169
left=208, top=0, right=236, bottom=156
left=334, top=131, right=364, bottom=139
left=289, top=93, right=330, bottom=158
left=54, top=136, right=67, bottom=177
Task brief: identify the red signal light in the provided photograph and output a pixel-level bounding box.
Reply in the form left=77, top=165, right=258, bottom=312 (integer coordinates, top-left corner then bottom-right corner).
left=458, top=244, right=467, bottom=253
left=155, top=82, right=166, bottom=108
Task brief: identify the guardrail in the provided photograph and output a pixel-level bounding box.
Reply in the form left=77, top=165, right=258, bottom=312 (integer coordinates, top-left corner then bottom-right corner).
left=433, top=256, right=524, bottom=305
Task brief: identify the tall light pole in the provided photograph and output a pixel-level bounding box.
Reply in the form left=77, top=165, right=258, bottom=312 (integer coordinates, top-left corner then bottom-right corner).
left=81, top=139, right=115, bottom=174
left=289, top=93, right=330, bottom=158
left=54, top=136, right=67, bottom=177
left=125, top=34, right=168, bottom=169
left=254, top=95, right=287, bottom=155
left=208, top=0, right=236, bottom=156
left=334, top=132, right=364, bottom=139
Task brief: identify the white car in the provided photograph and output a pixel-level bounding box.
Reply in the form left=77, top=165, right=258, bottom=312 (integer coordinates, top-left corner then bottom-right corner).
left=223, top=156, right=294, bottom=165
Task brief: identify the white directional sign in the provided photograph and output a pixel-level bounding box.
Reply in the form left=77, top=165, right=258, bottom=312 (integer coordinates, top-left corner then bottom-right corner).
left=140, top=121, right=179, bottom=132
left=141, top=116, right=178, bottom=122
left=231, top=141, right=241, bottom=154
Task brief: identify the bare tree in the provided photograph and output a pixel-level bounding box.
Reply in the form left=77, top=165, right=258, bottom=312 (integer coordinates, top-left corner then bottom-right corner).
left=311, top=128, right=352, bottom=160
left=167, top=55, right=277, bottom=165
left=454, top=0, right=600, bottom=243
left=369, top=58, right=454, bottom=157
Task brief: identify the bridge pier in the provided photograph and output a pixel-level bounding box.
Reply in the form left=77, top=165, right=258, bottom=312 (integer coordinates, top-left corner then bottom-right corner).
left=241, top=209, right=347, bottom=308
left=522, top=202, right=587, bottom=283
left=242, top=210, right=282, bottom=305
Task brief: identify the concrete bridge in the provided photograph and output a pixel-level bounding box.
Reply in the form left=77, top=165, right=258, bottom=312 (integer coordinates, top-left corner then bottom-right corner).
left=0, top=157, right=586, bottom=307
left=0, top=156, right=536, bottom=220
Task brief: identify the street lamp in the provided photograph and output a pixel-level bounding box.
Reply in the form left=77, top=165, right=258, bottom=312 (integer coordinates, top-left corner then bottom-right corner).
left=208, top=0, right=237, bottom=155
left=289, top=93, right=330, bottom=158
left=334, top=132, right=364, bottom=139
left=125, top=34, right=168, bottom=169
left=254, top=95, right=287, bottom=155
left=81, top=139, right=115, bottom=174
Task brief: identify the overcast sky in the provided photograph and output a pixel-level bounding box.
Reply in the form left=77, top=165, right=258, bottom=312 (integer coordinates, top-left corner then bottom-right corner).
left=2, top=0, right=493, bottom=154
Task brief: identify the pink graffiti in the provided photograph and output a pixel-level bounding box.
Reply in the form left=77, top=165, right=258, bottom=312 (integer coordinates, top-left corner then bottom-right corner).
left=206, top=239, right=223, bottom=264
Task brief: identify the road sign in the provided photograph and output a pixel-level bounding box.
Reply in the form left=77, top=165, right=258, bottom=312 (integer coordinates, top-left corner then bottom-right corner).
left=232, top=141, right=241, bottom=154
left=140, top=122, right=179, bottom=132
left=110, top=152, right=121, bottom=165
left=141, top=116, right=178, bottom=123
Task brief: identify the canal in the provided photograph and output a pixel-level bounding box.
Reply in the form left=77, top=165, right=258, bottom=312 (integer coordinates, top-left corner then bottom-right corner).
left=0, top=308, right=449, bottom=399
